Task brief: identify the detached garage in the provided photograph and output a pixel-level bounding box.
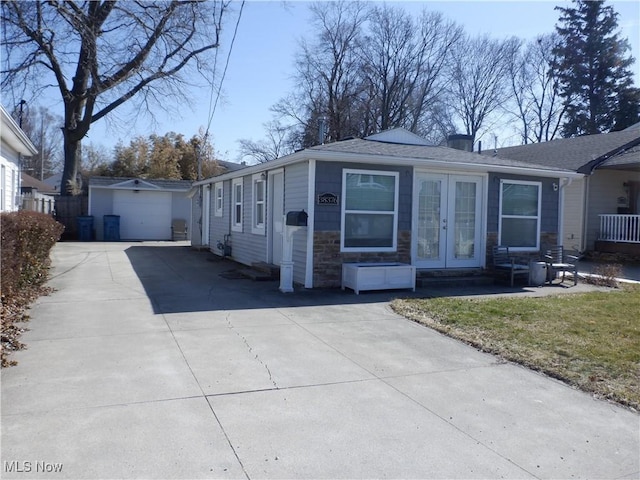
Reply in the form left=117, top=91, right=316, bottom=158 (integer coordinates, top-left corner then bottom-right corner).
left=89, top=177, right=192, bottom=241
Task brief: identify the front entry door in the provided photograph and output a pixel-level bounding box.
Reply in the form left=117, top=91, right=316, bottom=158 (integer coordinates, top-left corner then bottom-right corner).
left=414, top=173, right=483, bottom=269
left=270, top=171, right=285, bottom=265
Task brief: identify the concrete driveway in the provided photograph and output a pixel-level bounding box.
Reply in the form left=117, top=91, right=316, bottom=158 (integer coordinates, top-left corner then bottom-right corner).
left=2, top=242, right=638, bottom=479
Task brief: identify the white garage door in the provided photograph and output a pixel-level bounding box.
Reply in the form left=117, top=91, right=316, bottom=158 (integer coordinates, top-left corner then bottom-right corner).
left=113, top=190, right=172, bottom=240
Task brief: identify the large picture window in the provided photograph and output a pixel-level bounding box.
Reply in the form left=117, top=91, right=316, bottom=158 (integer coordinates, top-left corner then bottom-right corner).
left=499, top=180, right=541, bottom=250
left=252, top=174, right=266, bottom=234
left=231, top=178, right=243, bottom=232
left=341, top=169, right=399, bottom=252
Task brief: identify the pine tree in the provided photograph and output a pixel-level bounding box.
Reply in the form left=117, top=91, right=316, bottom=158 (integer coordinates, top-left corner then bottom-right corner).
left=552, top=0, right=638, bottom=136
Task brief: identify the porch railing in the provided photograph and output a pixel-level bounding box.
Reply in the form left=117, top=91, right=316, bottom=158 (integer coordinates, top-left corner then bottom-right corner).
left=598, top=214, right=640, bottom=243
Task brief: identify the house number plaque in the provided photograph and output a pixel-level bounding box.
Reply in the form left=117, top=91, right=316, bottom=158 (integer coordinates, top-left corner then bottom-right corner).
left=317, top=192, right=339, bottom=205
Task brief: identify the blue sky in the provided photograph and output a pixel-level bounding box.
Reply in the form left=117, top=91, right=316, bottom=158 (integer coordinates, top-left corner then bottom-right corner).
left=84, top=0, right=640, bottom=163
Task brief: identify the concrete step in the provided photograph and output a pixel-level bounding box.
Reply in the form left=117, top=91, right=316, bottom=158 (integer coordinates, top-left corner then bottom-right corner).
left=251, top=262, right=281, bottom=279
left=238, top=268, right=277, bottom=281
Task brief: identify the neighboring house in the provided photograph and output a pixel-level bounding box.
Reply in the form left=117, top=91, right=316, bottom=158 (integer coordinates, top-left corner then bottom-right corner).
left=88, top=177, right=192, bottom=241
left=43, top=172, right=63, bottom=194
left=1, top=104, right=37, bottom=212
left=488, top=129, right=640, bottom=255
left=21, top=172, right=57, bottom=214
left=193, top=128, right=581, bottom=289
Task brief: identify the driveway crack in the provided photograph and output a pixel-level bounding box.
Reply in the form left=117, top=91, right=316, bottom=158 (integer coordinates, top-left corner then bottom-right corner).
left=226, top=312, right=278, bottom=389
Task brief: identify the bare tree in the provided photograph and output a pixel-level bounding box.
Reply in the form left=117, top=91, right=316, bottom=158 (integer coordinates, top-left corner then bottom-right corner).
left=16, top=106, right=63, bottom=179
left=360, top=6, right=462, bottom=134
left=238, top=120, right=298, bottom=164
left=1, top=1, right=228, bottom=195
left=507, top=34, right=565, bottom=144
left=273, top=1, right=368, bottom=146
left=447, top=34, right=521, bottom=146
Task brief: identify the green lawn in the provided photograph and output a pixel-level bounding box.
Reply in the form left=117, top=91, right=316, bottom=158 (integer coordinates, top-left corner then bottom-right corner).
left=391, top=285, right=640, bottom=410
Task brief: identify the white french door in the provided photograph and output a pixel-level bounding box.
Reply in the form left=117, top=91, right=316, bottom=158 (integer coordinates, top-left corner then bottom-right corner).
left=414, top=173, right=483, bottom=269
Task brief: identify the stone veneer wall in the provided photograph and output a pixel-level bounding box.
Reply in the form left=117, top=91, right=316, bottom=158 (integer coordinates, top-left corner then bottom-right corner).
left=313, top=231, right=412, bottom=288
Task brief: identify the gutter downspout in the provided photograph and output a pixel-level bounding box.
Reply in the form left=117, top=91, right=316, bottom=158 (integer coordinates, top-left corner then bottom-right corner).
left=582, top=175, right=591, bottom=253
left=558, top=177, right=572, bottom=249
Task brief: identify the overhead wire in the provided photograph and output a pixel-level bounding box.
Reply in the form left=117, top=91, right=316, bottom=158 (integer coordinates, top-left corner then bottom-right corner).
left=204, top=0, right=246, bottom=140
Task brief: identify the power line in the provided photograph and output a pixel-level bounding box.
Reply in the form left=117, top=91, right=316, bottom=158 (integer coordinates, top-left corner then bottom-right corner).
left=204, top=0, right=246, bottom=139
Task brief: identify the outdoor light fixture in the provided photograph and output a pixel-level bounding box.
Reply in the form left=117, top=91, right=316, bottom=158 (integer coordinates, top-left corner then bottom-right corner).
left=552, top=182, right=558, bottom=191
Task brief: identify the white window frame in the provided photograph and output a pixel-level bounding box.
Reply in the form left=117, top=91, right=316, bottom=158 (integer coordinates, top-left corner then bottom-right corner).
left=214, top=182, right=223, bottom=217
left=341, top=168, right=399, bottom=253
left=231, top=178, right=243, bottom=232
left=498, top=179, right=542, bottom=251
left=252, top=174, right=266, bottom=235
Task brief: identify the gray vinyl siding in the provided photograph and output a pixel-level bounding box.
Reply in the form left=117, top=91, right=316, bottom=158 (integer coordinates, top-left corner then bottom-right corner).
left=487, top=172, right=560, bottom=238
left=210, top=180, right=232, bottom=256
left=214, top=175, right=268, bottom=266
left=284, top=161, right=309, bottom=285
left=314, top=161, right=413, bottom=231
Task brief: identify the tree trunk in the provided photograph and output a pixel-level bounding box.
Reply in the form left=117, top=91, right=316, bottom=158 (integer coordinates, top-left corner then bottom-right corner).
left=60, top=134, right=82, bottom=196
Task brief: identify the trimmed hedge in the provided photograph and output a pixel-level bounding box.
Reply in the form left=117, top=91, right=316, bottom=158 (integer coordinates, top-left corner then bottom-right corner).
left=1, top=211, right=64, bottom=367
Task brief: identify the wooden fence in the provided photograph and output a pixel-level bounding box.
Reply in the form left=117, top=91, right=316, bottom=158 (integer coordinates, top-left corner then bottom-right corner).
left=22, top=194, right=56, bottom=215
left=55, top=196, right=88, bottom=240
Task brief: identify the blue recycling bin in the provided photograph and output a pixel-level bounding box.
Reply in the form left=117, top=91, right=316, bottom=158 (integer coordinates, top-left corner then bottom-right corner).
left=103, top=215, right=121, bottom=241
left=76, top=216, right=94, bottom=241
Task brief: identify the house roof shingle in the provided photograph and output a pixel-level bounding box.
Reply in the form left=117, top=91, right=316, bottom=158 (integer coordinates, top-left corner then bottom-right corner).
left=21, top=172, right=57, bottom=194
left=485, top=130, right=640, bottom=173
left=308, top=138, right=575, bottom=173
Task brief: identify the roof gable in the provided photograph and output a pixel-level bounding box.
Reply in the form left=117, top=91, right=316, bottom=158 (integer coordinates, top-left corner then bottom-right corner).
left=89, top=176, right=192, bottom=191
left=365, top=128, right=432, bottom=146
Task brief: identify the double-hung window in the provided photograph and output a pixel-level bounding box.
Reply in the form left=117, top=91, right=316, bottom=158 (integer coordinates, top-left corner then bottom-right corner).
left=252, top=174, right=266, bottom=234
left=341, top=169, right=399, bottom=252
left=214, top=182, right=223, bottom=217
left=499, top=180, right=541, bottom=250
left=231, top=178, right=243, bottom=232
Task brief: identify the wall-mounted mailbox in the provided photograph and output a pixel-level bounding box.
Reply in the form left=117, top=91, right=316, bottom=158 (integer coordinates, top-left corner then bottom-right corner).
left=286, top=210, right=308, bottom=227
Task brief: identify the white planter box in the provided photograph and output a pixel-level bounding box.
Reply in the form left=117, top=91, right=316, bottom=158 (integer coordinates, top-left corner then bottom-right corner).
left=341, top=263, right=416, bottom=295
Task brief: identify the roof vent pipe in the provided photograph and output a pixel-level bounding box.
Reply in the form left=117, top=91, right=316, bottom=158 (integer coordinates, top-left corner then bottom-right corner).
left=446, top=134, right=473, bottom=152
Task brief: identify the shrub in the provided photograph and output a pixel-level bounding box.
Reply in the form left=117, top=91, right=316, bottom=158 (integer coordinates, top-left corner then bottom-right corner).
left=585, top=263, right=623, bottom=288
left=1, top=211, right=64, bottom=367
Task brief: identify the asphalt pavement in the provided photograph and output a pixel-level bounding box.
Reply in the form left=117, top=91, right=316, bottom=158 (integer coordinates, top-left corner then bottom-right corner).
left=1, top=242, right=638, bottom=479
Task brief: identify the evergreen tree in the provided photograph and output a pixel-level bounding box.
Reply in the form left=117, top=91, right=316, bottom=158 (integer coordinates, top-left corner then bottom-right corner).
left=552, top=0, right=638, bottom=136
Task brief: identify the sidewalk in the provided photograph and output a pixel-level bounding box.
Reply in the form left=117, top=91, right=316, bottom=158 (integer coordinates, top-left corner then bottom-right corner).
left=1, top=242, right=638, bottom=479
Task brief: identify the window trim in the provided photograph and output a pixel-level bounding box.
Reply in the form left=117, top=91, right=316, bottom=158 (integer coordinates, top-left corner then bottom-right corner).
left=231, top=178, right=243, bottom=232
left=214, top=182, right=223, bottom=217
left=498, top=179, right=542, bottom=251
left=340, top=168, right=399, bottom=253
left=252, top=174, right=266, bottom=235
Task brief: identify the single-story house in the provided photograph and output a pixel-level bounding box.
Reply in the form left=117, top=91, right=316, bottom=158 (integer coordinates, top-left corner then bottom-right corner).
left=21, top=172, right=57, bottom=214
left=192, top=128, right=581, bottom=289
left=88, top=177, right=192, bottom=241
left=488, top=127, right=640, bottom=255
left=190, top=160, right=248, bottom=247
left=1, top=104, right=37, bottom=212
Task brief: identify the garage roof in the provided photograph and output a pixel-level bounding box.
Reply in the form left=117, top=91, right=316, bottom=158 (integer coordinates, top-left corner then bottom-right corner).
left=89, top=177, right=192, bottom=191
